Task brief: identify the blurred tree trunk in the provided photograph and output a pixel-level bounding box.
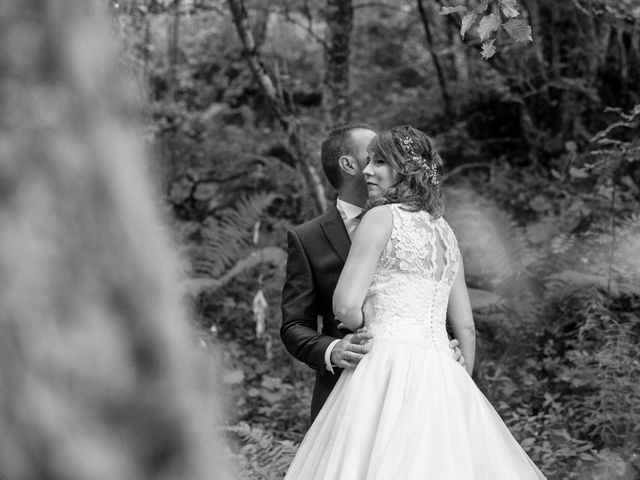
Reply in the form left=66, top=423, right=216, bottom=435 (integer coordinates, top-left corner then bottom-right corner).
left=0, top=1, right=232, bottom=479
left=323, top=0, right=353, bottom=128
left=227, top=0, right=328, bottom=214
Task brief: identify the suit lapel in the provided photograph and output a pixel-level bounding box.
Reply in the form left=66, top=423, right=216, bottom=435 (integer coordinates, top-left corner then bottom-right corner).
left=319, top=204, right=351, bottom=264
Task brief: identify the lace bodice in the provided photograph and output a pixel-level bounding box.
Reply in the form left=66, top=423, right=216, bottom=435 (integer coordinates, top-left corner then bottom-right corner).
left=363, top=204, right=460, bottom=352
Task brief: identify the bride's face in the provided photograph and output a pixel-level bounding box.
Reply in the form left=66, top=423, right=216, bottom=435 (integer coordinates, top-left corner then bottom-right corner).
left=363, top=153, right=396, bottom=199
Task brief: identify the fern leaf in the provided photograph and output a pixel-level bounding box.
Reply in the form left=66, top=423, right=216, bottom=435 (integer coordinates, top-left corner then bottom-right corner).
left=189, top=192, right=277, bottom=279
left=224, top=422, right=297, bottom=479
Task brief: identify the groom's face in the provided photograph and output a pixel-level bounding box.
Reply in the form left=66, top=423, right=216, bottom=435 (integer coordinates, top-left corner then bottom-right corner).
left=348, top=129, right=376, bottom=203
left=349, top=128, right=377, bottom=179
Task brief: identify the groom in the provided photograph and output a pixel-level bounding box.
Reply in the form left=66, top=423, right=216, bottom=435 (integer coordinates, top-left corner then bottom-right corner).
left=281, top=124, right=465, bottom=423
left=281, top=124, right=376, bottom=423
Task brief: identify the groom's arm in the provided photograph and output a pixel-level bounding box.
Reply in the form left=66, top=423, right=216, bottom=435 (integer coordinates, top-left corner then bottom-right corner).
left=280, top=229, right=335, bottom=372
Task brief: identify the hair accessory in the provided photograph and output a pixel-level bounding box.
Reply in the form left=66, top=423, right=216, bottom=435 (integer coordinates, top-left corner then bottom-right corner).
left=400, top=136, right=439, bottom=184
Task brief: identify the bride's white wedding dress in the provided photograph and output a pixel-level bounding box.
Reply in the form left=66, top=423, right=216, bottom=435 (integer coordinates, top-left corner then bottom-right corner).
left=284, top=204, right=546, bottom=479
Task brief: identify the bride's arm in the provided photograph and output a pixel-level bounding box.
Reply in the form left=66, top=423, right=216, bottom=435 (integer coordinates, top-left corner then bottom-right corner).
left=333, top=205, right=392, bottom=331
left=447, top=256, right=476, bottom=375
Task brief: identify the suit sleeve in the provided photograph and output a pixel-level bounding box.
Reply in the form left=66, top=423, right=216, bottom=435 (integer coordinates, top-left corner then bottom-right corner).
left=280, top=229, right=335, bottom=373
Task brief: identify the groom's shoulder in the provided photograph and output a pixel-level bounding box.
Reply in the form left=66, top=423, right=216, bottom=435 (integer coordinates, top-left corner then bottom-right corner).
left=290, top=212, right=324, bottom=237
left=289, top=206, right=336, bottom=239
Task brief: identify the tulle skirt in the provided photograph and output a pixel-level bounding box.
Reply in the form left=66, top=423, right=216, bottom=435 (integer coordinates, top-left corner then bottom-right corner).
left=284, top=338, right=546, bottom=479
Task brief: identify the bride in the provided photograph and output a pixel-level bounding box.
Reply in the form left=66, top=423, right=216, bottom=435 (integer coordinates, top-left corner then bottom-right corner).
left=283, top=125, right=546, bottom=479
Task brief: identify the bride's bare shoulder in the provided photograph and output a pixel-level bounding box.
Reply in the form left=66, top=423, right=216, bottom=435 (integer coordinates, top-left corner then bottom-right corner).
left=356, top=205, right=393, bottom=244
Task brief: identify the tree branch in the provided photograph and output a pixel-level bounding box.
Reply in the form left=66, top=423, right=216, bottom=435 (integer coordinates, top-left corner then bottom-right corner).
left=323, top=0, right=354, bottom=127
left=279, top=7, right=328, bottom=49
left=417, top=0, right=452, bottom=117
left=226, top=0, right=328, bottom=214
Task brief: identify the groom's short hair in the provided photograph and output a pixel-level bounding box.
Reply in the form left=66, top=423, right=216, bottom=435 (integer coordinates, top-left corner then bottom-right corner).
left=321, top=123, right=375, bottom=189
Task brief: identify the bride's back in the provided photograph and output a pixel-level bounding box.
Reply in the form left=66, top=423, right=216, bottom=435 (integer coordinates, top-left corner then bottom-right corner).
left=363, top=204, right=460, bottom=351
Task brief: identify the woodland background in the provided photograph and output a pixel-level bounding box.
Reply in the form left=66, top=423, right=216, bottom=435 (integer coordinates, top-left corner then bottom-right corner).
left=110, top=0, right=640, bottom=478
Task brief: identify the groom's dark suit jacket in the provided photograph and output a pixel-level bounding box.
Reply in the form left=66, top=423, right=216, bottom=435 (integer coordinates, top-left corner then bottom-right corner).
left=281, top=203, right=351, bottom=423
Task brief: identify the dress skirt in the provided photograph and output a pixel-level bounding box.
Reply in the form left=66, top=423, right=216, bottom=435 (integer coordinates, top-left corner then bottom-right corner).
left=284, top=338, right=546, bottom=480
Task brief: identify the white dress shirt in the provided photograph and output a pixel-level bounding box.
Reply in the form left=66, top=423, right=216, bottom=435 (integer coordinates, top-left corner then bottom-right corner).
left=324, top=198, right=363, bottom=372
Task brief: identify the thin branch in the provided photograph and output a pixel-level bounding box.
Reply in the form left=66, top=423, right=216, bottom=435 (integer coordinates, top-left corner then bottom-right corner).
left=591, top=106, right=640, bottom=144
left=607, top=179, right=617, bottom=297
left=279, top=7, right=328, bottom=49
left=441, top=162, right=491, bottom=183
left=227, top=0, right=280, bottom=102
left=570, top=0, right=591, bottom=16
left=227, top=0, right=328, bottom=213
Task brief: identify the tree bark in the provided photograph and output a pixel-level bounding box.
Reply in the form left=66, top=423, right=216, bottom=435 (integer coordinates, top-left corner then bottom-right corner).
left=417, top=0, right=452, bottom=118
left=0, top=1, right=232, bottom=479
left=323, top=0, right=354, bottom=128
left=168, top=0, right=181, bottom=99
left=227, top=0, right=328, bottom=214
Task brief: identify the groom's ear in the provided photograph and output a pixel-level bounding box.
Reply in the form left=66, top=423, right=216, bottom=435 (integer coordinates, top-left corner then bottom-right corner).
left=338, top=155, right=358, bottom=176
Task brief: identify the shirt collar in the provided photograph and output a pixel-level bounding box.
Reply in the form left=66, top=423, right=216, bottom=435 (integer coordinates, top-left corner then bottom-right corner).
left=336, top=197, right=363, bottom=220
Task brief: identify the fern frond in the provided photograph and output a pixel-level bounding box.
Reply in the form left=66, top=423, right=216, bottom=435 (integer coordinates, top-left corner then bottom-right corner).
left=218, top=192, right=278, bottom=234
left=619, top=213, right=640, bottom=232
left=550, top=233, right=576, bottom=254
left=190, top=192, right=277, bottom=279
left=590, top=154, right=622, bottom=180
left=224, top=422, right=297, bottom=479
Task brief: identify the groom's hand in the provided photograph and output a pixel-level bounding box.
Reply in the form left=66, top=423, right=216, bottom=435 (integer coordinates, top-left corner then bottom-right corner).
left=449, top=339, right=465, bottom=368
left=330, top=327, right=373, bottom=369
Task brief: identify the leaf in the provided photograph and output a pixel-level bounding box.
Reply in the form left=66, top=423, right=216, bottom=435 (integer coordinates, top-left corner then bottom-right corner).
left=260, top=375, right=282, bottom=390
left=478, top=13, right=500, bottom=42
left=440, top=5, right=467, bottom=15
left=460, top=11, right=478, bottom=39
left=499, top=0, right=520, bottom=18
left=520, top=437, right=536, bottom=448
left=503, top=18, right=533, bottom=42
left=569, top=166, right=589, bottom=179
left=579, top=452, right=596, bottom=461
left=481, top=38, right=497, bottom=59
left=168, top=176, right=194, bottom=203
left=223, top=369, right=245, bottom=384
left=260, top=390, right=283, bottom=404
left=474, top=0, right=489, bottom=14
left=247, top=387, right=261, bottom=397
left=565, top=140, right=578, bottom=153
left=252, top=221, right=261, bottom=245
left=529, top=194, right=552, bottom=212
left=192, top=181, right=221, bottom=202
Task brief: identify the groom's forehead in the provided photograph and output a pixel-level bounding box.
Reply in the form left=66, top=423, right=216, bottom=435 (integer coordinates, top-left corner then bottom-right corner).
left=351, top=129, right=376, bottom=147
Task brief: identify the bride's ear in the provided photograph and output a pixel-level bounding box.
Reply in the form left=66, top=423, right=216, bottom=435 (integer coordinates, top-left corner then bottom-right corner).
left=338, top=155, right=358, bottom=177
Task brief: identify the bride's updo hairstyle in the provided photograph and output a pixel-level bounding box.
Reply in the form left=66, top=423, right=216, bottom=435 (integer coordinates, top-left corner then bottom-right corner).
left=366, top=125, right=444, bottom=218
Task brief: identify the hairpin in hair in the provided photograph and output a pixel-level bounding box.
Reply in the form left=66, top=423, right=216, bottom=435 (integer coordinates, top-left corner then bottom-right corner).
left=400, top=136, right=439, bottom=184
